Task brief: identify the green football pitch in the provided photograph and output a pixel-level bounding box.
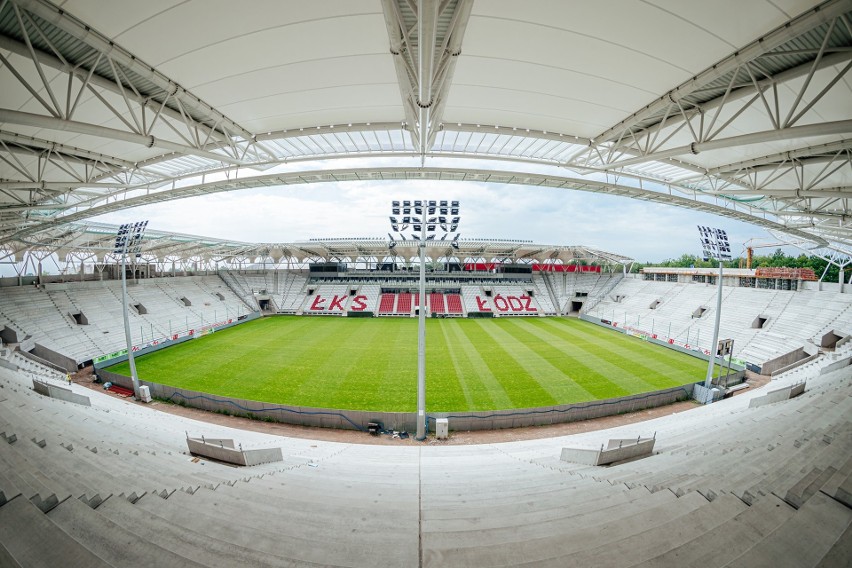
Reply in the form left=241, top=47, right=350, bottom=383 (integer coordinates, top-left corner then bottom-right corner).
left=107, top=316, right=706, bottom=412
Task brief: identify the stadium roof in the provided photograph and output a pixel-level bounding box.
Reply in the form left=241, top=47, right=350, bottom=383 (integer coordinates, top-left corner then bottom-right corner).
left=0, top=0, right=851, bottom=260
left=0, top=220, right=633, bottom=266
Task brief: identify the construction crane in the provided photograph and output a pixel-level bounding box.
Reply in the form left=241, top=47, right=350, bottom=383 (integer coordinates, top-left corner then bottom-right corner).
left=741, top=238, right=788, bottom=269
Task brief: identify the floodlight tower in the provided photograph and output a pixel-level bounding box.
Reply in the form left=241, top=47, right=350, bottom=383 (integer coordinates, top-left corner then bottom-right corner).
left=698, top=225, right=731, bottom=389
left=390, top=200, right=460, bottom=440
left=114, top=221, right=148, bottom=399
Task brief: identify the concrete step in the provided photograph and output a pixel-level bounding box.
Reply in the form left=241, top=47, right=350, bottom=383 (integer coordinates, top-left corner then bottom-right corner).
left=818, top=455, right=852, bottom=503
left=48, top=496, right=207, bottom=568
left=134, top=489, right=418, bottom=567
left=188, top=482, right=418, bottom=530
left=0, top=470, right=22, bottom=504
left=725, top=491, right=852, bottom=567
left=816, top=523, right=852, bottom=568
left=95, top=494, right=296, bottom=568
left=0, top=495, right=114, bottom=568
left=521, top=493, right=748, bottom=567
left=423, top=491, right=708, bottom=566
left=633, top=493, right=794, bottom=568
left=0, top=541, right=23, bottom=568
left=783, top=466, right=838, bottom=509
left=829, top=468, right=852, bottom=509
left=423, top=486, right=651, bottom=530
left=422, top=478, right=634, bottom=521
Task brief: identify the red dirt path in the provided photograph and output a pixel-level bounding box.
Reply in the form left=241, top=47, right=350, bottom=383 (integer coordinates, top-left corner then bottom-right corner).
left=73, top=366, right=769, bottom=446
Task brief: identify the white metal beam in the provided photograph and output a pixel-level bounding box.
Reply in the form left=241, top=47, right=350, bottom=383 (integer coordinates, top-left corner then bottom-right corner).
left=417, top=0, right=439, bottom=162
left=688, top=139, right=852, bottom=178
left=0, top=130, right=137, bottom=170
left=594, top=0, right=851, bottom=143
left=381, top=0, right=472, bottom=160
left=2, top=166, right=829, bottom=246
left=10, top=0, right=253, bottom=140
left=0, top=108, right=244, bottom=165
left=600, top=120, right=852, bottom=171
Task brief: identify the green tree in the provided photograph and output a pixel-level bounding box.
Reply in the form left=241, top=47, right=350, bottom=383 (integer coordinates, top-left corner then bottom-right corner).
left=634, top=250, right=844, bottom=283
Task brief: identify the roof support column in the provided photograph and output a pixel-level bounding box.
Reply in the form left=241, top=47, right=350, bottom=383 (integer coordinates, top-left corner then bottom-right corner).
left=418, top=0, right=439, bottom=165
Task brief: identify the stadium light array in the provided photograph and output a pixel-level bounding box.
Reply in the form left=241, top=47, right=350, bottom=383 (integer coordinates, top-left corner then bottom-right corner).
left=115, top=221, right=148, bottom=400
left=698, top=225, right=730, bottom=390
left=390, top=200, right=460, bottom=440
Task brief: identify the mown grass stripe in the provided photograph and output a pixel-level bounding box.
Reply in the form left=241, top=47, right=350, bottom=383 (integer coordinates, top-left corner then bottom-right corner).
left=469, top=320, right=574, bottom=406
left=531, top=319, right=698, bottom=391
left=108, top=315, right=708, bottom=411
left=543, top=318, right=705, bottom=388
left=498, top=318, right=632, bottom=400
left=435, top=319, right=513, bottom=410
left=516, top=319, right=668, bottom=393
left=546, top=317, right=687, bottom=366
left=435, top=320, right=476, bottom=411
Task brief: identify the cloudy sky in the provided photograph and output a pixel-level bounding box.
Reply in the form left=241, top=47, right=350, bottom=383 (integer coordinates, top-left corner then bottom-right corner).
left=89, top=170, right=772, bottom=263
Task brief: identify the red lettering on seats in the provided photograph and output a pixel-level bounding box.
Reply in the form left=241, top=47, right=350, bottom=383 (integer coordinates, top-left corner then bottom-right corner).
left=521, top=296, right=537, bottom=312
left=475, top=297, right=491, bottom=311
left=309, top=295, right=326, bottom=310
left=507, top=296, right=524, bottom=311
left=350, top=295, right=367, bottom=311
left=329, top=295, right=346, bottom=311
left=493, top=295, right=509, bottom=311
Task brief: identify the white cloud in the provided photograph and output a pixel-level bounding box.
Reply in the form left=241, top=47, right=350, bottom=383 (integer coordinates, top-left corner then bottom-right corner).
left=91, top=177, right=770, bottom=262
left=83, top=153, right=788, bottom=262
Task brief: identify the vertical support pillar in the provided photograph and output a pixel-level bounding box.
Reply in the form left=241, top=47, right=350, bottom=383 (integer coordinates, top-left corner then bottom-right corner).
left=704, top=261, right=724, bottom=388
left=416, top=221, right=427, bottom=441
left=121, top=252, right=141, bottom=399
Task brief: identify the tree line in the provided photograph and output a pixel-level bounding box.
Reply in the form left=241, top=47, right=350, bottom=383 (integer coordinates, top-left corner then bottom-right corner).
left=631, top=249, right=845, bottom=283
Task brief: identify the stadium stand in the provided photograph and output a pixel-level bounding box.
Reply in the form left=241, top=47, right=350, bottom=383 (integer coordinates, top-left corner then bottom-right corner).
left=221, top=271, right=311, bottom=313
left=0, top=0, right=849, bottom=561
left=487, top=285, right=541, bottom=316
left=354, top=284, right=381, bottom=312
left=304, top=284, right=350, bottom=314
left=377, top=293, right=397, bottom=315
left=462, top=286, right=490, bottom=314
left=397, top=292, right=414, bottom=314
left=530, top=277, right=558, bottom=315
left=275, top=274, right=309, bottom=313
left=446, top=294, right=464, bottom=316
left=241, top=273, right=270, bottom=295
left=538, top=272, right=622, bottom=314
left=218, top=271, right=255, bottom=308
left=277, top=271, right=304, bottom=307
left=429, top=293, right=445, bottom=314
left=6, top=267, right=847, bottom=376
left=0, top=338, right=848, bottom=566
left=587, top=275, right=852, bottom=372
left=232, top=267, right=627, bottom=320
left=0, top=277, right=251, bottom=366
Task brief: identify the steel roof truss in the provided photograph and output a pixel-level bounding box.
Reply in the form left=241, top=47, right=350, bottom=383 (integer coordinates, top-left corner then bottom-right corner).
left=589, top=15, right=852, bottom=171
left=595, top=0, right=851, bottom=143
left=0, top=3, right=248, bottom=166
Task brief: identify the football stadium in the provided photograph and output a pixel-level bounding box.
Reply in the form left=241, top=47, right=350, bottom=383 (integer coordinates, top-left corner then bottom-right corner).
left=0, top=1, right=851, bottom=566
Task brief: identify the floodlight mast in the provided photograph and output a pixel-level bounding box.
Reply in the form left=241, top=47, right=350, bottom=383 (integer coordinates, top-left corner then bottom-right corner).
left=390, top=200, right=460, bottom=440
left=115, top=221, right=148, bottom=399
left=698, top=226, right=730, bottom=389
